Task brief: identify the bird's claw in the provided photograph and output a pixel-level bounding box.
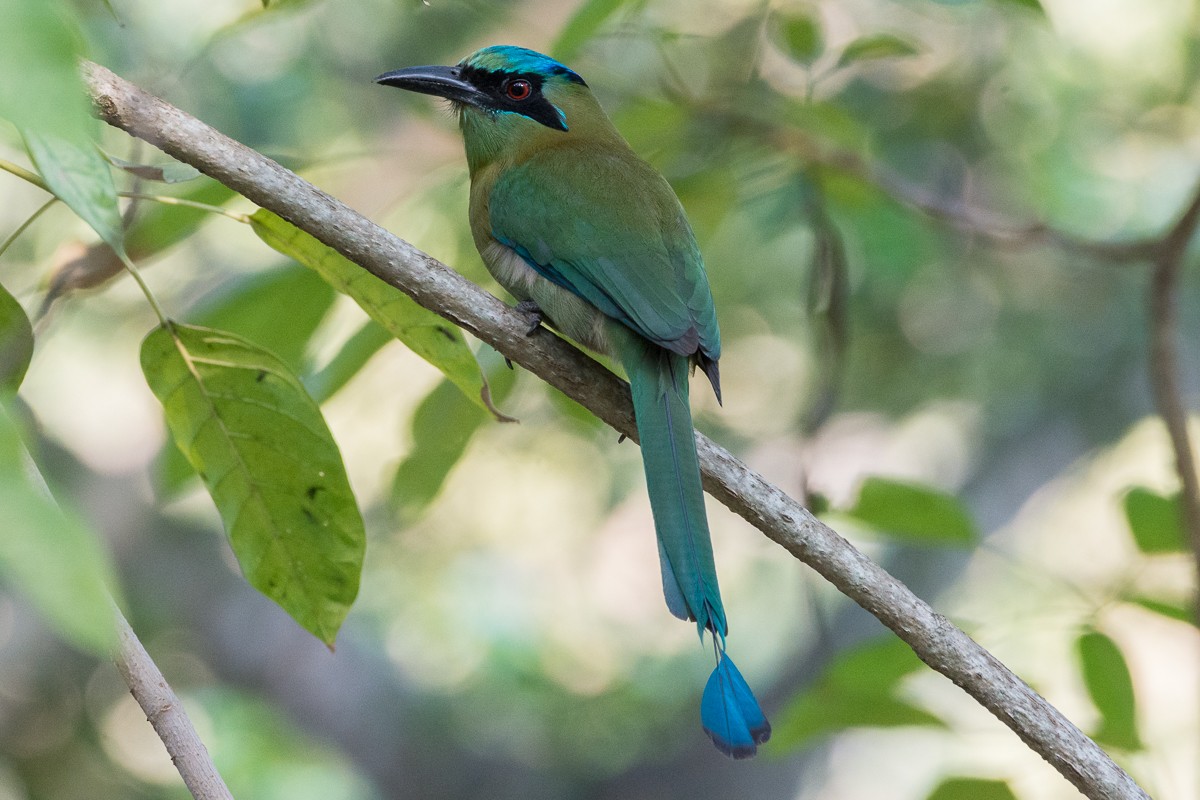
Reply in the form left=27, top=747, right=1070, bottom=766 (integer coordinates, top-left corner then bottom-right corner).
left=514, top=299, right=544, bottom=336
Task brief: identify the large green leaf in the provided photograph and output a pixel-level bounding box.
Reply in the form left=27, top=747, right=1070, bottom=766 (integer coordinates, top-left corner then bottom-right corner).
left=846, top=477, right=978, bottom=545
left=773, top=637, right=943, bottom=748
left=1077, top=630, right=1142, bottom=751
left=141, top=322, right=364, bottom=645
left=0, top=402, right=118, bottom=655
left=0, top=282, right=33, bottom=393
left=249, top=209, right=511, bottom=421
left=1122, top=487, right=1187, bottom=554
left=154, top=264, right=339, bottom=499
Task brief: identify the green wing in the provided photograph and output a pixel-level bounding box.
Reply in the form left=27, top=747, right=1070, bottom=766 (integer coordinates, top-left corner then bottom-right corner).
left=489, top=146, right=720, bottom=363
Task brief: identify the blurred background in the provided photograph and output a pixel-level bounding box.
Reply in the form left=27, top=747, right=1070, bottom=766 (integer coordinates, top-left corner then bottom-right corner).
left=0, top=0, right=1197, bottom=798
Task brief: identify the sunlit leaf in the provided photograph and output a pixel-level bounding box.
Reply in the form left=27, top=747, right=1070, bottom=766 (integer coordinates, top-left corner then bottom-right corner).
left=838, top=34, right=920, bottom=67
left=0, top=401, right=118, bottom=655
left=774, top=11, right=823, bottom=64
left=926, top=778, right=1017, bottom=800
left=1122, top=487, right=1187, bottom=554
left=846, top=477, right=977, bottom=545
left=249, top=209, right=512, bottom=421
left=1077, top=630, right=1142, bottom=751
left=392, top=353, right=515, bottom=519
left=141, top=323, right=364, bottom=645
left=0, top=282, right=33, bottom=392
left=773, top=637, right=942, bottom=748
left=552, top=0, right=635, bottom=61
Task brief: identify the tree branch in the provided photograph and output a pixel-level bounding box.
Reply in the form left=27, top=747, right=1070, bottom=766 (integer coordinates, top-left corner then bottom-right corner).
left=81, top=61, right=1149, bottom=800
left=112, top=601, right=234, bottom=800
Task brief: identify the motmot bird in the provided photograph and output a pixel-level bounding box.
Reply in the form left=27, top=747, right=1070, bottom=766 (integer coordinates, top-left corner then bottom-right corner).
left=376, top=45, right=770, bottom=758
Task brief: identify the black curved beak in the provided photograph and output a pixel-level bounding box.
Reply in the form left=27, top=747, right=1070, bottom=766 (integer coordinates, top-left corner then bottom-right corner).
left=374, top=65, right=484, bottom=108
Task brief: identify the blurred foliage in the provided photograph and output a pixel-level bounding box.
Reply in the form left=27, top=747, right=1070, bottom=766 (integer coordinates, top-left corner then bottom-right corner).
left=0, top=0, right=1196, bottom=798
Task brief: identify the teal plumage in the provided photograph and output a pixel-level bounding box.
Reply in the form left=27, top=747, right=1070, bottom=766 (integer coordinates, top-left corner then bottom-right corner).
left=377, top=45, right=769, bottom=758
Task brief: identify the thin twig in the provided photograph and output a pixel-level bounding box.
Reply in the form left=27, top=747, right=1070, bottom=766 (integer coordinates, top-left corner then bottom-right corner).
left=1147, top=181, right=1200, bottom=620
left=112, top=601, right=234, bottom=799
left=81, top=61, right=1150, bottom=800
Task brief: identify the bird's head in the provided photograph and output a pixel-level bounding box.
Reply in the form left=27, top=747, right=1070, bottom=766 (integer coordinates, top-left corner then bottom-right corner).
left=376, top=46, right=619, bottom=170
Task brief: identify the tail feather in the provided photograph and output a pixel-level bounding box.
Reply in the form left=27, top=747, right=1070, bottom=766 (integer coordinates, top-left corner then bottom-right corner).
left=701, top=654, right=771, bottom=759
left=619, top=336, right=769, bottom=757
left=625, top=345, right=724, bottom=636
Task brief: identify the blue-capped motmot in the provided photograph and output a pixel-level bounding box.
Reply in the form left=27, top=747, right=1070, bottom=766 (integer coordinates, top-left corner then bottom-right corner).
left=376, top=45, right=770, bottom=758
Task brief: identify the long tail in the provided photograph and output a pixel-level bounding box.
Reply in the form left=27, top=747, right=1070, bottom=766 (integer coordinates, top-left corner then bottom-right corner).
left=623, top=342, right=770, bottom=758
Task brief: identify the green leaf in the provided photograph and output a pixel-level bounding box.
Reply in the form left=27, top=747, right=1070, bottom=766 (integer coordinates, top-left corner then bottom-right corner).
left=846, top=477, right=977, bottom=545
left=0, top=401, right=118, bottom=655
left=1123, top=487, right=1187, bottom=554
left=23, top=131, right=126, bottom=256
left=140, top=323, right=364, bottom=645
left=249, top=209, right=512, bottom=421
left=104, top=152, right=202, bottom=184
left=304, top=319, right=394, bottom=404
left=1077, top=630, right=1142, bottom=751
left=0, top=5, right=120, bottom=254
left=0, top=282, right=33, bottom=393
left=125, top=181, right=237, bottom=258
left=926, top=778, right=1017, bottom=800
left=392, top=354, right=515, bottom=520
left=995, top=0, right=1044, bottom=13
left=153, top=264, right=338, bottom=498
left=1128, top=595, right=1195, bottom=626
left=192, top=264, right=337, bottom=374
left=0, top=1, right=91, bottom=138
left=775, top=12, right=823, bottom=64
left=552, top=0, right=635, bottom=61
left=773, top=637, right=942, bottom=749
left=838, top=34, right=920, bottom=67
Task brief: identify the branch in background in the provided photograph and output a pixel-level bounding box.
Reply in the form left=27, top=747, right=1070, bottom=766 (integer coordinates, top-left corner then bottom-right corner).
left=812, top=144, right=1164, bottom=263
left=1148, top=182, right=1200, bottom=620
left=81, top=61, right=1150, bottom=800
left=112, top=602, right=234, bottom=800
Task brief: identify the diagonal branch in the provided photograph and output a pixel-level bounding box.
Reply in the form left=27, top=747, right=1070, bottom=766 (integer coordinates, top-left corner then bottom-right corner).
left=112, top=602, right=234, bottom=800
left=81, top=61, right=1150, bottom=800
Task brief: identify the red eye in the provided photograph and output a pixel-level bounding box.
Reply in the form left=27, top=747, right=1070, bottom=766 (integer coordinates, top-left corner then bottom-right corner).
left=505, top=79, right=532, bottom=101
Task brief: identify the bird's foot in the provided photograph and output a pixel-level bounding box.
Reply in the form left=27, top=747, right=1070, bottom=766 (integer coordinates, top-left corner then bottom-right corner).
left=514, top=300, right=544, bottom=336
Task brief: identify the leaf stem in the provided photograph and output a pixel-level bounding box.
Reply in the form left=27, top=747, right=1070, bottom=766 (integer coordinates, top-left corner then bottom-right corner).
left=118, top=191, right=249, bottom=223
left=0, top=198, right=58, bottom=262
left=0, top=158, right=49, bottom=192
